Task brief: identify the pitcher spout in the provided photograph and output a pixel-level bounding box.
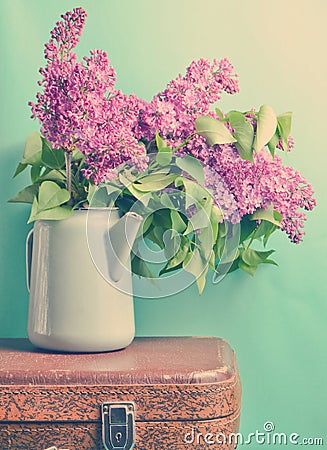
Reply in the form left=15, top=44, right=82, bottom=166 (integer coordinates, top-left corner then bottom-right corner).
left=107, top=211, right=142, bottom=282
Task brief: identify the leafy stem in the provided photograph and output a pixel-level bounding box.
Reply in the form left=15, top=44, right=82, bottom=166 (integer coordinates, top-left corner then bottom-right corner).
left=64, top=150, right=72, bottom=204
left=247, top=224, right=259, bottom=249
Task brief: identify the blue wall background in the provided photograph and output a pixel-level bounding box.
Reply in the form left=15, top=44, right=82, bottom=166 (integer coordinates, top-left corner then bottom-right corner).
left=1, top=0, right=326, bottom=445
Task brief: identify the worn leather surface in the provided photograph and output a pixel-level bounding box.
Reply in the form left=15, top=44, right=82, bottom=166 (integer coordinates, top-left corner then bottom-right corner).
left=0, top=337, right=234, bottom=385
left=0, top=337, right=242, bottom=449
left=0, top=411, right=241, bottom=449
left=0, top=377, right=241, bottom=422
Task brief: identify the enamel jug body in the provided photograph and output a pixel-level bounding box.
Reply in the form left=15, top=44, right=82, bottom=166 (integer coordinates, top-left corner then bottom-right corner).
left=26, top=209, right=141, bottom=352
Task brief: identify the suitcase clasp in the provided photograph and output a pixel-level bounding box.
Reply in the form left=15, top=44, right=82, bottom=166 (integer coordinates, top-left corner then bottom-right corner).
left=102, top=402, right=135, bottom=450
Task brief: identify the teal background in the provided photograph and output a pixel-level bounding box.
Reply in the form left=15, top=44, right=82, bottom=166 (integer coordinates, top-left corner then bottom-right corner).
left=1, top=0, right=326, bottom=446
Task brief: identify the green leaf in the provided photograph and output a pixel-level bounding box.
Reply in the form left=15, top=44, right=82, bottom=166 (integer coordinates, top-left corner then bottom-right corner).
left=137, top=214, right=153, bottom=239
left=183, top=248, right=204, bottom=274
left=105, top=182, right=124, bottom=206
left=13, top=162, right=28, bottom=177
left=278, top=112, right=292, bottom=136
left=209, top=249, right=215, bottom=270
left=226, top=257, right=241, bottom=274
left=119, top=173, right=149, bottom=205
left=28, top=202, right=73, bottom=224
left=37, top=181, right=70, bottom=211
left=182, top=248, right=208, bottom=294
left=215, top=233, right=225, bottom=259
left=170, top=209, right=187, bottom=233
left=235, top=142, right=254, bottom=162
left=262, top=258, right=278, bottom=266
left=175, top=176, right=210, bottom=209
left=228, top=111, right=254, bottom=159
left=241, top=248, right=275, bottom=266
left=30, top=165, right=42, bottom=183
left=273, top=210, right=282, bottom=222
left=254, top=105, right=277, bottom=152
left=134, top=173, right=177, bottom=192
left=210, top=219, right=218, bottom=244
left=159, top=262, right=183, bottom=276
left=218, top=221, right=228, bottom=238
left=263, top=226, right=277, bottom=247
left=209, top=205, right=221, bottom=242
left=39, top=169, right=66, bottom=183
left=195, top=265, right=209, bottom=295
left=277, top=112, right=292, bottom=151
left=240, top=215, right=257, bottom=242
left=163, top=230, right=181, bottom=261
left=87, top=184, right=97, bottom=205
left=137, top=172, right=175, bottom=183
left=250, top=205, right=282, bottom=227
left=209, top=205, right=222, bottom=243
left=238, top=259, right=257, bottom=276
left=253, top=220, right=277, bottom=243
left=197, top=226, right=214, bottom=260
left=195, top=116, right=237, bottom=146
left=119, top=170, right=135, bottom=185
left=211, top=204, right=223, bottom=223
left=21, top=132, right=42, bottom=165
left=160, top=193, right=175, bottom=208
left=213, top=256, right=240, bottom=282
left=131, top=252, right=156, bottom=279
left=146, top=226, right=165, bottom=249
left=267, top=132, right=279, bottom=157
left=164, top=236, right=189, bottom=271
left=218, top=247, right=240, bottom=267
left=25, top=161, right=83, bottom=216
left=156, top=147, right=173, bottom=166
left=155, top=131, right=167, bottom=151
left=8, top=185, right=38, bottom=204
left=87, top=185, right=110, bottom=207
left=175, top=155, right=205, bottom=184
left=72, top=148, right=84, bottom=161
left=152, top=209, right=172, bottom=229
left=184, top=206, right=212, bottom=235
left=41, top=138, right=65, bottom=169
left=215, top=108, right=224, bottom=120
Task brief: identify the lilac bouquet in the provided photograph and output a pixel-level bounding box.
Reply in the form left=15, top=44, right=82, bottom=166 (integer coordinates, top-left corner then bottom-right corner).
left=11, top=8, right=316, bottom=292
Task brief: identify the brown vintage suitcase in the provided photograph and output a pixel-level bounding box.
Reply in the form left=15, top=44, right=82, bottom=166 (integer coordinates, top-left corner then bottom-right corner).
left=0, top=337, right=241, bottom=449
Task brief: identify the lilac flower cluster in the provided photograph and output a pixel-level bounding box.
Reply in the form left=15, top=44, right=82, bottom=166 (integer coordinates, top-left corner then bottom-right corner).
left=29, top=7, right=316, bottom=244
left=138, top=58, right=239, bottom=148
left=203, top=166, right=240, bottom=225
left=186, top=143, right=316, bottom=243
left=29, top=7, right=145, bottom=183
left=80, top=91, right=145, bottom=184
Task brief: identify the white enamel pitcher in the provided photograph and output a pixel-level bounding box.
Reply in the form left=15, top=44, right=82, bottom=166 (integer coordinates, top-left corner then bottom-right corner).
left=26, top=208, right=142, bottom=352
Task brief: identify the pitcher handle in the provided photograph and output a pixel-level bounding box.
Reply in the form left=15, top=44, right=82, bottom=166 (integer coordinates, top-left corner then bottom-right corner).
left=26, top=229, right=34, bottom=293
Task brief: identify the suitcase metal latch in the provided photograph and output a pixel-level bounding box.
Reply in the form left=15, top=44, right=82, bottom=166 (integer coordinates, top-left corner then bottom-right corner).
left=102, top=402, right=135, bottom=450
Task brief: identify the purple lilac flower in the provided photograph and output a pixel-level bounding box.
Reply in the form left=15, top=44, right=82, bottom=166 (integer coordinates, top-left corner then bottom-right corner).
left=203, top=166, right=240, bottom=224
left=79, top=91, right=146, bottom=183
left=138, top=57, right=239, bottom=147
left=29, top=7, right=145, bottom=183
left=276, top=135, right=295, bottom=151
left=29, top=7, right=316, bottom=245
left=183, top=141, right=316, bottom=243
left=129, top=154, right=150, bottom=173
